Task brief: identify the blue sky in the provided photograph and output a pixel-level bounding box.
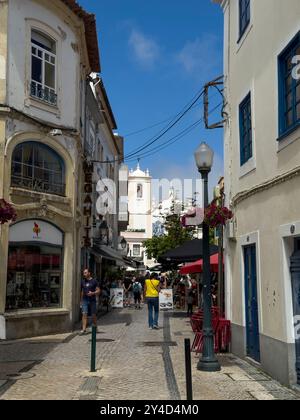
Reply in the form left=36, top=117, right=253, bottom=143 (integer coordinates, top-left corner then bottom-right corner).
left=79, top=0, right=224, bottom=201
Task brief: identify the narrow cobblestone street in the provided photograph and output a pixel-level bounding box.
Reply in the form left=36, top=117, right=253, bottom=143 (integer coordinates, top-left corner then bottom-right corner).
left=0, top=307, right=299, bottom=401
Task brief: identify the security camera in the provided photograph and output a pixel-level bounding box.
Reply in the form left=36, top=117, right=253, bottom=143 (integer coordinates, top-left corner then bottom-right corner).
left=50, top=129, right=62, bottom=136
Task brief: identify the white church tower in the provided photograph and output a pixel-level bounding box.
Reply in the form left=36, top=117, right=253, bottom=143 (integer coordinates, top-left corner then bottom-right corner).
left=122, top=163, right=153, bottom=268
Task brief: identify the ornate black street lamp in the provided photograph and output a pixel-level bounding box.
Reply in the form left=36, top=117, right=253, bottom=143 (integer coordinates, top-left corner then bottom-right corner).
left=99, top=220, right=109, bottom=245
left=194, top=142, right=221, bottom=372
left=120, top=237, right=127, bottom=250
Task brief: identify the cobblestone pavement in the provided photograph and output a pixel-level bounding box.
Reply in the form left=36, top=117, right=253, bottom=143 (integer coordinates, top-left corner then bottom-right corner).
left=0, top=306, right=299, bottom=400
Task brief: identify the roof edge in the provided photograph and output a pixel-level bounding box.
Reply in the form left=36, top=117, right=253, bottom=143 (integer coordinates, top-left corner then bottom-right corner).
left=60, top=0, right=101, bottom=73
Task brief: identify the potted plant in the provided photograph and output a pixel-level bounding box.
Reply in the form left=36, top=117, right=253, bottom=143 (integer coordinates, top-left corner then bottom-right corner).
left=204, top=200, right=233, bottom=228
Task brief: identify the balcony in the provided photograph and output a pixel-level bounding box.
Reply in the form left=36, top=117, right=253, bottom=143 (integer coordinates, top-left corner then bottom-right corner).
left=30, top=81, right=57, bottom=107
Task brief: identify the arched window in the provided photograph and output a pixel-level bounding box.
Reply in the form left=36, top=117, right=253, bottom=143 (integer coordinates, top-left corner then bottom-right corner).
left=137, top=183, right=143, bottom=198
left=11, top=142, right=65, bottom=196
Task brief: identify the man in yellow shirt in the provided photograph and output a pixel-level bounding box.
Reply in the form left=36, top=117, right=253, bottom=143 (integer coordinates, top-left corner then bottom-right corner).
left=144, top=273, right=164, bottom=329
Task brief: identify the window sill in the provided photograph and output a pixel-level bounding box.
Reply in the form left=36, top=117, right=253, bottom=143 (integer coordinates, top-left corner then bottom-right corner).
left=237, top=23, right=253, bottom=53
left=10, top=187, right=69, bottom=203
left=277, top=122, right=300, bottom=143
left=4, top=308, right=69, bottom=319
left=24, top=96, right=60, bottom=117
left=239, top=157, right=256, bottom=178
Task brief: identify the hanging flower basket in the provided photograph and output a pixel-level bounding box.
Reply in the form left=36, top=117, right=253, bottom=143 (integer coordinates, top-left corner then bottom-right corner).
left=204, top=201, right=233, bottom=228
left=0, top=199, right=17, bottom=225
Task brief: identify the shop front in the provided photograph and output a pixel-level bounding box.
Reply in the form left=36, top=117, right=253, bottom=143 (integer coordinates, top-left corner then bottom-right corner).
left=0, top=219, right=72, bottom=339
left=7, top=220, right=63, bottom=310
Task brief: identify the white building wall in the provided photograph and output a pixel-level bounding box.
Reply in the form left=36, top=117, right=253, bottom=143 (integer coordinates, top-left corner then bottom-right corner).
left=122, top=166, right=153, bottom=267
left=219, top=0, right=300, bottom=386
left=7, top=0, right=81, bottom=129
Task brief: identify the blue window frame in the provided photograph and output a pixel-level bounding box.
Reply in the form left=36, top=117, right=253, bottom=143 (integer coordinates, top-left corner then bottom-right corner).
left=278, top=31, right=300, bottom=137
left=239, top=93, right=253, bottom=166
left=239, top=0, right=250, bottom=40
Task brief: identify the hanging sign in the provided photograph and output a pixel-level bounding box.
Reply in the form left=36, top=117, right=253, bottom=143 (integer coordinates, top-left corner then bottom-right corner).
left=83, top=161, right=93, bottom=248
left=159, top=289, right=174, bottom=311
left=9, top=220, right=63, bottom=246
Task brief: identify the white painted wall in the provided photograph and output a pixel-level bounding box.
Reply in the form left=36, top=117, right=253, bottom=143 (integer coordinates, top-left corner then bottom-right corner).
left=127, top=174, right=152, bottom=238
left=122, top=167, right=153, bottom=266
left=221, top=0, right=300, bottom=345
left=223, top=0, right=300, bottom=202
left=7, top=0, right=81, bottom=129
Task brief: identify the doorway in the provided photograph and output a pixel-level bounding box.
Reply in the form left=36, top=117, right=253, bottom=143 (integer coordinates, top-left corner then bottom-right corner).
left=244, top=244, right=260, bottom=362
left=290, top=238, right=300, bottom=384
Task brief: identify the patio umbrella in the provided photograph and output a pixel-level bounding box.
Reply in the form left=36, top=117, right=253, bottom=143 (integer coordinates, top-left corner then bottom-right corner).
left=179, top=253, right=222, bottom=275
left=159, top=239, right=218, bottom=264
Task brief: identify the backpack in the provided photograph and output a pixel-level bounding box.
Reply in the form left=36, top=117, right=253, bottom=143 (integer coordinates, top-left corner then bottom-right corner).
left=133, top=282, right=141, bottom=293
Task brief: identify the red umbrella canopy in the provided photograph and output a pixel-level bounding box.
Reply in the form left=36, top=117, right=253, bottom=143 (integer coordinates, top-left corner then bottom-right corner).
left=179, top=253, right=222, bottom=275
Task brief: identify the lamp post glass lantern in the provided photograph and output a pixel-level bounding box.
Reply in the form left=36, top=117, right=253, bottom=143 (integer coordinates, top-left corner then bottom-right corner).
left=120, top=238, right=127, bottom=250
left=194, top=142, right=214, bottom=173
left=99, top=220, right=109, bottom=245
left=120, top=237, right=128, bottom=254
left=194, top=142, right=221, bottom=372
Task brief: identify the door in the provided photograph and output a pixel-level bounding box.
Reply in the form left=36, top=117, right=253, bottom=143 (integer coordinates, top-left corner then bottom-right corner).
left=290, top=239, right=300, bottom=384
left=244, top=244, right=261, bottom=362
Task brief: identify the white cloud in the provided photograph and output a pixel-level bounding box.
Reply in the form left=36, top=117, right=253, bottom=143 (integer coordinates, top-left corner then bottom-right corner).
left=129, top=29, right=160, bottom=68
left=176, top=34, right=221, bottom=79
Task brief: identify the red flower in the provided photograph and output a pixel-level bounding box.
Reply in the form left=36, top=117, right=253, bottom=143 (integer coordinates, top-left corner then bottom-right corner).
left=0, top=199, right=17, bottom=225
left=204, top=201, right=233, bottom=228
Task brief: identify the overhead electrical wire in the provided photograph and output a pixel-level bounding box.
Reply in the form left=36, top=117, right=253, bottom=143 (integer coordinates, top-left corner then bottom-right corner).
left=124, top=88, right=205, bottom=160
left=122, top=101, right=203, bottom=138
left=92, top=86, right=223, bottom=165
left=124, top=102, right=223, bottom=163
left=124, top=120, right=202, bottom=163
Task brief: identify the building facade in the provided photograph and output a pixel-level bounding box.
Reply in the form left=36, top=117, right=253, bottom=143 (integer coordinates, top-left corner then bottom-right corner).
left=152, top=187, right=203, bottom=240
left=81, top=76, right=126, bottom=282
left=0, top=0, right=124, bottom=339
left=215, top=0, right=300, bottom=387
left=122, top=164, right=153, bottom=268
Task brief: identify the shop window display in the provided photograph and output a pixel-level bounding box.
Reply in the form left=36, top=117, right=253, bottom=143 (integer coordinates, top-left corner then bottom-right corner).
left=6, top=244, right=63, bottom=310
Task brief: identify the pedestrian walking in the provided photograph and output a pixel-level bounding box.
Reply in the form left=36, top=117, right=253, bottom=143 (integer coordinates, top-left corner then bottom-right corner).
left=187, top=290, right=194, bottom=317
left=123, top=276, right=133, bottom=307
left=144, top=273, right=163, bottom=329
left=133, top=278, right=142, bottom=309
left=179, top=281, right=186, bottom=309
left=80, top=268, right=101, bottom=335
left=139, top=275, right=146, bottom=304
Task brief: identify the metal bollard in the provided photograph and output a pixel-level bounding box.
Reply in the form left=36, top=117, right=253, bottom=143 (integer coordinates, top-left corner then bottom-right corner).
left=185, top=338, right=193, bottom=400
left=90, top=325, right=97, bottom=372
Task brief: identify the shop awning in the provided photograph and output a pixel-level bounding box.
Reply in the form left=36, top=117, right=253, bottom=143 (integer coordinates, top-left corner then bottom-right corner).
left=159, top=239, right=219, bottom=264
left=91, top=245, right=144, bottom=269
left=91, top=245, right=126, bottom=266
left=179, top=253, right=223, bottom=275
left=123, top=256, right=143, bottom=269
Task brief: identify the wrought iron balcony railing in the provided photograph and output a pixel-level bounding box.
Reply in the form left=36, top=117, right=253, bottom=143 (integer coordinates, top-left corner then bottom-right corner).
left=11, top=174, right=65, bottom=196
left=30, top=81, right=57, bottom=107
